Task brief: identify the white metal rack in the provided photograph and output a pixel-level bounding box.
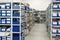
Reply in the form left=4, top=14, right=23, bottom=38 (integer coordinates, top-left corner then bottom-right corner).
left=47, top=0, right=60, bottom=40
left=0, top=1, right=22, bottom=40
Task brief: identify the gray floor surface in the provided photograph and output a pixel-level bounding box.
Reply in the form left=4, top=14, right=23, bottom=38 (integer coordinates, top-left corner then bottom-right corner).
left=25, top=23, right=49, bottom=40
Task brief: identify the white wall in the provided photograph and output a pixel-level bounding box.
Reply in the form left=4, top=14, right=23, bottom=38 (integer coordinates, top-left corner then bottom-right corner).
left=28, top=0, right=51, bottom=11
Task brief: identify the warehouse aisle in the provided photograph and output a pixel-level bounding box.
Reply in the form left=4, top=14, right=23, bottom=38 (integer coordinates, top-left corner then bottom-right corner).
left=25, top=23, right=49, bottom=40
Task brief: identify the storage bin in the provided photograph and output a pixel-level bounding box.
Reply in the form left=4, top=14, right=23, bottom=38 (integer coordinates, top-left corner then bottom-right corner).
left=1, top=5, right=5, bottom=9
left=13, top=34, right=19, bottom=40
left=13, top=26, right=20, bottom=32
left=52, top=29, right=58, bottom=34
left=52, top=21, right=57, bottom=25
left=6, top=18, right=11, bottom=24
left=13, top=5, right=20, bottom=9
left=2, top=36, right=6, bottom=40
left=6, top=36, right=10, bottom=40
left=0, top=11, right=2, bottom=16
left=2, top=28, right=6, bottom=32
left=58, top=12, right=60, bottom=17
left=5, top=3, right=11, bottom=9
left=52, top=4, right=58, bottom=9
left=2, top=11, right=6, bottom=16
left=0, top=19, right=2, bottom=24
left=6, top=20, right=11, bottom=24
left=6, top=11, right=11, bottom=16
left=13, top=18, right=20, bottom=24
left=2, top=19, right=6, bottom=24
left=13, top=13, right=20, bottom=17
left=6, top=11, right=10, bottom=14
left=0, top=6, right=1, bottom=9
left=58, top=29, right=60, bottom=34
left=6, top=18, right=10, bottom=20
left=24, top=6, right=29, bottom=11
left=5, top=6, right=10, bottom=9
left=13, top=21, right=19, bottom=24
left=0, top=36, right=2, bottom=40
left=52, top=12, right=57, bottom=17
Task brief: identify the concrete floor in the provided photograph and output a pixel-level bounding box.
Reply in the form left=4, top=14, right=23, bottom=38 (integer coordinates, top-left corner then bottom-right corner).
left=25, top=23, right=49, bottom=40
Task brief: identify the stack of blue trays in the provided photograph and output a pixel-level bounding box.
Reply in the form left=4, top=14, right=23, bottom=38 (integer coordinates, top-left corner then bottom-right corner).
left=13, top=26, right=20, bottom=32
left=13, top=34, right=19, bottom=40
left=13, top=13, right=20, bottom=17
left=13, top=18, right=20, bottom=24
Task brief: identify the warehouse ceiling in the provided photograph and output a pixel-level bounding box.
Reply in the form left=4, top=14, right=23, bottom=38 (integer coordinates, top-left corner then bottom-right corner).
left=28, top=0, right=51, bottom=11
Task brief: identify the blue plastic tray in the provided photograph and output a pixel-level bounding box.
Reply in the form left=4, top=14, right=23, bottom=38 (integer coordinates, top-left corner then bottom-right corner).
left=13, top=6, right=20, bottom=9
left=13, top=26, right=20, bottom=32
left=13, top=34, right=19, bottom=40
left=13, top=13, right=20, bottom=17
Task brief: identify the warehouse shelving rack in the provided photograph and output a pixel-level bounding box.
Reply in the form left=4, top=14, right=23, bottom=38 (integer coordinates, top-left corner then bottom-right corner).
left=0, top=1, right=24, bottom=40
left=0, top=0, right=34, bottom=40
left=46, top=0, right=60, bottom=40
